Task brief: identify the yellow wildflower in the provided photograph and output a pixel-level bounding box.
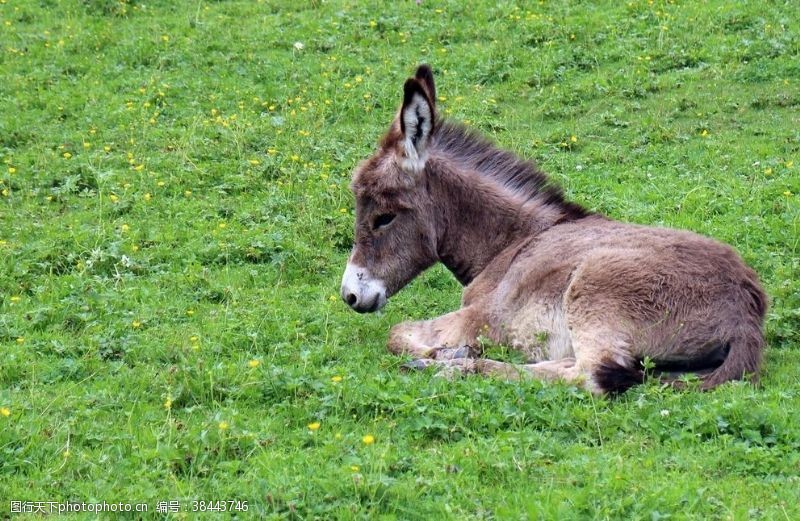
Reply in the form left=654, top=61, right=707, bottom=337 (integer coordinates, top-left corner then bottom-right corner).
left=16, top=337, right=24, bottom=344
left=143, top=192, right=152, bottom=202
left=164, top=398, right=172, bottom=410
left=308, top=422, right=321, bottom=431
left=350, top=465, right=360, bottom=472
left=63, top=152, right=72, bottom=159
left=0, top=407, right=10, bottom=417
left=10, top=296, right=20, bottom=303
left=700, top=129, right=708, bottom=137
left=184, top=190, right=192, bottom=197
left=8, top=167, right=16, bottom=174
left=109, top=194, right=119, bottom=203
left=218, top=421, right=229, bottom=431
left=247, top=359, right=260, bottom=368
left=132, top=320, right=141, bottom=329
left=362, top=434, right=375, bottom=445
left=331, top=375, right=343, bottom=383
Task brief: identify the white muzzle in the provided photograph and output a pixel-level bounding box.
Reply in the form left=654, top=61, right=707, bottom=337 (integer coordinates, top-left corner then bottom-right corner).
left=341, top=263, right=387, bottom=313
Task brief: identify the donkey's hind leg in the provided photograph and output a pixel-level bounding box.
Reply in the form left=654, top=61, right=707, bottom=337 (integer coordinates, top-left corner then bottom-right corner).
left=407, top=356, right=582, bottom=383
left=387, top=307, right=482, bottom=360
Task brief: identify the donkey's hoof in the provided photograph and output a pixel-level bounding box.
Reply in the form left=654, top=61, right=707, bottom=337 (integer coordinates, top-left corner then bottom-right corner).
left=401, top=359, right=435, bottom=371
left=434, top=346, right=476, bottom=360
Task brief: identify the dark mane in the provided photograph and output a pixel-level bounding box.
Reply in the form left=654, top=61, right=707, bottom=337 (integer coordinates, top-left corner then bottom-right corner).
left=433, top=120, right=590, bottom=222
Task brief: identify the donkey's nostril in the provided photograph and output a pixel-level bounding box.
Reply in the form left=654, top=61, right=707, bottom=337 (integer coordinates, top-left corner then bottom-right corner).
left=345, top=292, right=358, bottom=307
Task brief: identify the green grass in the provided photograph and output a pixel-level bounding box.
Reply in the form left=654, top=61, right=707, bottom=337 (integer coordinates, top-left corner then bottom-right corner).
left=1, top=0, right=799, bottom=518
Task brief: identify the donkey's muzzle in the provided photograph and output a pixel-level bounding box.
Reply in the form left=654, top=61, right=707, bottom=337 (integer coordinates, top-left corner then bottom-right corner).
left=341, top=263, right=387, bottom=313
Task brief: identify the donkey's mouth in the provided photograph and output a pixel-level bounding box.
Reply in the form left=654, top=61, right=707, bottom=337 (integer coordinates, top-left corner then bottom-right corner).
left=352, top=294, right=386, bottom=314
left=341, top=263, right=388, bottom=313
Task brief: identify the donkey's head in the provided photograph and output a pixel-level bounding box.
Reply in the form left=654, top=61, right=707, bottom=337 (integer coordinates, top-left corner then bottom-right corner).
left=341, top=65, right=439, bottom=313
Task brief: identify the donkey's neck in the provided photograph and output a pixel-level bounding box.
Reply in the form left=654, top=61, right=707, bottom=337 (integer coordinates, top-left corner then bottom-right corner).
left=429, top=163, right=567, bottom=286
left=424, top=121, right=588, bottom=285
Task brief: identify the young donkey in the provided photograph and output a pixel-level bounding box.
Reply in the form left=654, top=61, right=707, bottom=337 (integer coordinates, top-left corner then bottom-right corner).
left=341, top=65, right=767, bottom=394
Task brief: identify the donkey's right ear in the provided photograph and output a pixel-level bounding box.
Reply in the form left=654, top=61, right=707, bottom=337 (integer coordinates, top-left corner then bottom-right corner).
left=414, top=64, right=436, bottom=101
left=399, top=78, right=435, bottom=173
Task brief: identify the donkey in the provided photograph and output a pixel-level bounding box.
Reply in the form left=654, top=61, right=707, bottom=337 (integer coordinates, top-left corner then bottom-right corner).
left=340, top=65, right=767, bottom=394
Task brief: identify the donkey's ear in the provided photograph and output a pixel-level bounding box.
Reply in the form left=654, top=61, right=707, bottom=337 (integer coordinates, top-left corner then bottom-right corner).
left=414, top=64, right=436, bottom=101
left=399, top=78, right=435, bottom=172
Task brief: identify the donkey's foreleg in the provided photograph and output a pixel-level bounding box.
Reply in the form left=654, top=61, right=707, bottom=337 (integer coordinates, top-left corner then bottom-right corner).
left=387, top=308, right=482, bottom=360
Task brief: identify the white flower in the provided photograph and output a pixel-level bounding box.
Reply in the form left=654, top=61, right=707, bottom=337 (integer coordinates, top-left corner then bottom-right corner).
left=660, top=409, right=670, bottom=417
left=293, top=41, right=304, bottom=51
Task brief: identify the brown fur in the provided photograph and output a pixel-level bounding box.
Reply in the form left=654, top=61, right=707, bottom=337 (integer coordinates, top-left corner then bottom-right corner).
left=341, top=65, right=767, bottom=394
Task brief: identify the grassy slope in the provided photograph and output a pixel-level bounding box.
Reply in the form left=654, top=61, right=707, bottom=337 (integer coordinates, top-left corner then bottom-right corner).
left=1, top=0, right=799, bottom=518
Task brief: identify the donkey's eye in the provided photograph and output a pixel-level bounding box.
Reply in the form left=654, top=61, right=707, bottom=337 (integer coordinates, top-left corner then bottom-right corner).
left=373, top=213, right=396, bottom=230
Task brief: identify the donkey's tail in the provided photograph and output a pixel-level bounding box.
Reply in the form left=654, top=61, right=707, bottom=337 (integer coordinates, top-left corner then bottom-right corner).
left=699, top=326, right=764, bottom=390
left=595, top=326, right=765, bottom=394
left=700, top=276, right=767, bottom=390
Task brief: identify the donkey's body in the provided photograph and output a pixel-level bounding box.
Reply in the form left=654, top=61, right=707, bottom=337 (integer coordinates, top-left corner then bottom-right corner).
left=341, top=66, right=766, bottom=394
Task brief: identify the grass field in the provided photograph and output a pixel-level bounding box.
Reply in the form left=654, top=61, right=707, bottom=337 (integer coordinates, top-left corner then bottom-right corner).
left=1, top=0, right=799, bottom=518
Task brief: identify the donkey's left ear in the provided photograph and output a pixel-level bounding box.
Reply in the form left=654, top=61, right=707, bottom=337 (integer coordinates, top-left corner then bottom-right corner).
left=399, top=77, right=435, bottom=173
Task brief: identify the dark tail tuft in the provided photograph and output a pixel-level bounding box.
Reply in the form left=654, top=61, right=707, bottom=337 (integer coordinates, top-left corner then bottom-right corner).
left=594, top=358, right=644, bottom=395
